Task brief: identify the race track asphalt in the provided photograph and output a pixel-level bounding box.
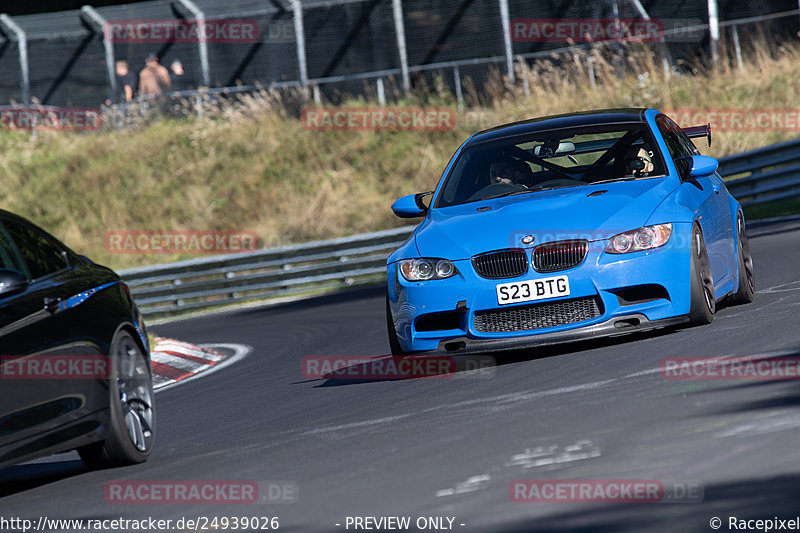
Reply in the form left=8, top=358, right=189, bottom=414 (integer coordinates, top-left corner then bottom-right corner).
left=3, top=218, right=800, bottom=533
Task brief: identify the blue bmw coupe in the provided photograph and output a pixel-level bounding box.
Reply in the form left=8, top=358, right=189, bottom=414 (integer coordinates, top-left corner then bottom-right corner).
left=386, top=108, right=754, bottom=354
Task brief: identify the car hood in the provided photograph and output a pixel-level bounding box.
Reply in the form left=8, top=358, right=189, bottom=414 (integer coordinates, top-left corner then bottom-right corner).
left=416, top=178, right=675, bottom=259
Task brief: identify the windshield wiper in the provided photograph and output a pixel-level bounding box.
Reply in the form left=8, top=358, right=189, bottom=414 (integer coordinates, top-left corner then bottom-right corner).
left=586, top=176, right=642, bottom=185
left=482, top=189, right=535, bottom=201
left=484, top=183, right=581, bottom=200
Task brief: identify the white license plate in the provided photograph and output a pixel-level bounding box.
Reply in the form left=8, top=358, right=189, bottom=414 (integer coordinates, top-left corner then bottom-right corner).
left=496, top=275, right=570, bottom=305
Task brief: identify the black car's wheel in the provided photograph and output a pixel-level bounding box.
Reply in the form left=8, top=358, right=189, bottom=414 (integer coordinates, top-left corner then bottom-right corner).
left=688, top=225, right=715, bottom=326
left=78, top=330, right=156, bottom=469
left=386, top=294, right=407, bottom=356
left=728, top=212, right=755, bottom=305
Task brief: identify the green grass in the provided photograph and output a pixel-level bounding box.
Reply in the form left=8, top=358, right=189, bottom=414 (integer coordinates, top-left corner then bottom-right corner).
left=1, top=41, right=799, bottom=269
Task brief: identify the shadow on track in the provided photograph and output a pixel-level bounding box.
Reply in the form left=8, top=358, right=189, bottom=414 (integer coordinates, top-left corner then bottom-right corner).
left=299, top=328, right=678, bottom=388
left=0, top=459, right=86, bottom=498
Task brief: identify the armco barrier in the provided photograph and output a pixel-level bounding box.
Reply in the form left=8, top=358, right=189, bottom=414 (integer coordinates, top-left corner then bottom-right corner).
left=719, top=137, right=800, bottom=206
left=119, top=225, right=415, bottom=318
left=121, top=138, right=800, bottom=317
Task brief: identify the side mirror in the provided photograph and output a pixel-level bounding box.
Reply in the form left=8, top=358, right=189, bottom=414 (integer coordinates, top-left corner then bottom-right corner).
left=0, top=269, right=28, bottom=298
left=391, top=192, right=433, bottom=218
left=687, top=155, right=719, bottom=178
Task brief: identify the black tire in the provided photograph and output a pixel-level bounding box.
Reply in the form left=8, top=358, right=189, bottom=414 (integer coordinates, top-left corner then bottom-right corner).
left=688, top=225, right=715, bottom=326
left=78, top=331, right=156, bottom=469
left=728, top=211, right=755, bottom=305
left=386, top=294, right=407, bottom=356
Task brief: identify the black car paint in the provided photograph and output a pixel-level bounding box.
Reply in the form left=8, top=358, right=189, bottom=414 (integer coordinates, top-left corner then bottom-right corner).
left=0, top=210, right=149, bottom=469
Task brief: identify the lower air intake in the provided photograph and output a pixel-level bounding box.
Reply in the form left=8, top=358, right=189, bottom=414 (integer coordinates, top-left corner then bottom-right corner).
left=474, top=296, right=602, bottom=333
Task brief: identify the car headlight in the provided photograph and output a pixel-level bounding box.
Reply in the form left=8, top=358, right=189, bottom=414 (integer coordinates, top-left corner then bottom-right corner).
left=606, top=223, right=672, bottom=254
left=399, top=258, right=458, bottom=281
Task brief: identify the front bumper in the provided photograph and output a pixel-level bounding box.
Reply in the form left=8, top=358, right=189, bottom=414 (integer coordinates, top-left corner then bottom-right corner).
left=430, top=314, right=689, bottom=354
left=388, top=222, right=694, bottom=353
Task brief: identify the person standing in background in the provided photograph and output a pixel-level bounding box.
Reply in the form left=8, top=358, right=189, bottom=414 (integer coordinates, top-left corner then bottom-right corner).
left=169, top=59, right=193, bottom=92
left=138, top=53, right=171, bottom=96
left=115, top=60, right=136, bottom=103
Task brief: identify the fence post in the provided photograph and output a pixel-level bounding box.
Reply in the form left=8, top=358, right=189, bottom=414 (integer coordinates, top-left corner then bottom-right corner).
left=376, top=78, right=386, bottom=105
left=177, top=0, right=210, bottom=87
left=80, top=6, right=116, bottom=105
left=628, top=0, right=671, bottom=79
left=0, top=14, right=30, bottom=105
left=707, top=0, right=720, bottom=66
left=732, top=24, right=743, bottom=72
left=391, top=0, right=410, bottom=94
left=498, top=0, right=514, bottom=82
left=454, top=65, right=463, bottom=111
left=291, top=0, right=309, bottom=96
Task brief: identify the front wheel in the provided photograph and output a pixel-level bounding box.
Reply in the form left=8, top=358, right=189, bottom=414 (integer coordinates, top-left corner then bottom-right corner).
left=688, top=225, right=715, bottom=326
left=386, top=294, right=407, bottom=356
left=78, top=331, right=156, bottom=469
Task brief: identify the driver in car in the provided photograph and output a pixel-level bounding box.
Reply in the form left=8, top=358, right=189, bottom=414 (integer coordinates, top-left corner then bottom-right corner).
left=489, top=158, right=532, bottom=186
left=624, top=145, right=655, bottom=177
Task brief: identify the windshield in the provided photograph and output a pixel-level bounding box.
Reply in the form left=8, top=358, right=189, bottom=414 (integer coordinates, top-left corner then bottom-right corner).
left=436, top=124, right=666, bottom=208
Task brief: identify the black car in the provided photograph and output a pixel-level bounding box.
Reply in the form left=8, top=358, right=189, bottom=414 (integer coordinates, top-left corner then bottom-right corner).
left=0, top=210, right=155, bottom=470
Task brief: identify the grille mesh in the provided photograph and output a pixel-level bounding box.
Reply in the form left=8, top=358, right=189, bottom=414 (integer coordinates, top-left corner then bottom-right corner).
left=532, top=240, right=588, bottom=273
left=472, top=249, right=528, bottom=279
left=474, top=296, right=602, bottom=333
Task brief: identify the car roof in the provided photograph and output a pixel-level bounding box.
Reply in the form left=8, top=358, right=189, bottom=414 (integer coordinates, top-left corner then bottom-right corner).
left=468, top=108, right=649, bottom=146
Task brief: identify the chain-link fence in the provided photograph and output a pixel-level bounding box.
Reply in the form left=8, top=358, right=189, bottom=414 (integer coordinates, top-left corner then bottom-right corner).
left=0, top=0, right=798, bottom=112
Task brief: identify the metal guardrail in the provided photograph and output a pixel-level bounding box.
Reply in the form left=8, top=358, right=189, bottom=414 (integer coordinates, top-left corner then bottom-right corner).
left=122, top=138, right=800, bottom=318
left=718, top=138, right=800, bottom=207
left=119, top=225, right=415, bottom=318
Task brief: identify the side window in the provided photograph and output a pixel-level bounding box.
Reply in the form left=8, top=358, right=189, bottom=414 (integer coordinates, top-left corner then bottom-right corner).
left=656, top=115, right=694, bottom=161
left=0, top=218, right=68, bottom=280
left=0, top=225, right=27, bottom=275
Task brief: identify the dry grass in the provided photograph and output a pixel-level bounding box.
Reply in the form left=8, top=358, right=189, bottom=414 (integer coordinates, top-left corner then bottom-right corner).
left=1, top=39, right=799, bottom=269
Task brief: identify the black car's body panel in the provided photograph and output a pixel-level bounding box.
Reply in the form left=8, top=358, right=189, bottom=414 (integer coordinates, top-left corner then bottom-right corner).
left=0, top=210, right=150, bottom=470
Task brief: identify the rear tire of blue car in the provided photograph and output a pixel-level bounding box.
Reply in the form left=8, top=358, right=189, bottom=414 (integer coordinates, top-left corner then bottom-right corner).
left=728, top=212, right=755, bottom=305
left=386, top=294, right=407, bottom=356
left=688, top=225, right=715, bottom=326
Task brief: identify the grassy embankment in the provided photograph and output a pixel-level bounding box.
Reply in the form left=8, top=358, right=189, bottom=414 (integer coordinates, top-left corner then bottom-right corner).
left=0, top=43, right=799, bottom=269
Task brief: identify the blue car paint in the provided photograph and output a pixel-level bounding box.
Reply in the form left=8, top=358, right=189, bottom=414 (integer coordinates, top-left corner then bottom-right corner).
left=387, top=108, right=745, bottom=353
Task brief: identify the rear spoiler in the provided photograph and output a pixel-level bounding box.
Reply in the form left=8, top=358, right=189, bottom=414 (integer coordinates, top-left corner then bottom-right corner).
left=682, top=123, right=711, bottom=147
